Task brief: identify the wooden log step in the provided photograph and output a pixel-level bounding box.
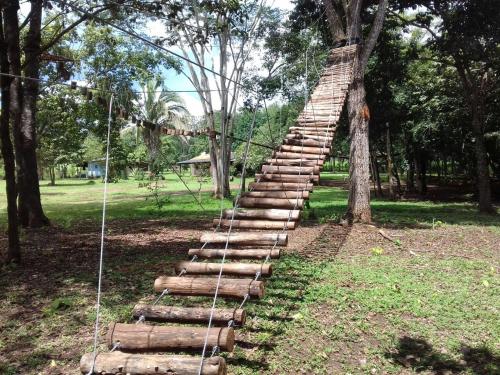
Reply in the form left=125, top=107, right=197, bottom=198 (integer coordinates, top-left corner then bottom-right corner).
left=274, top=151, right=327, bottom=160
left=223, top=208, right=301, bottom=221
left=285, top=133, right=333, bottom=142
left=280, top=145, right=330, bottom=155
left=132, top=304, right=246, bottom=326
left=267, top=158, right=324, bottom=167
left=283, top=138, right=328, bottom=147
left=261, top=165, right=319, bottom=175
left=213, top=218, right=296, bottom=230
left=175, top=260, right=273, bottom=277
left=288, top=129, right=336, bottom=137
left=200, top=231, right=287, bottom=246
left=154, top=276, right=265, bottom=298
left=255, top=173, right=319, bottom=183
left=239, top=196, right=304, bottom=209
left=243, top=190, right=309, bottom=199
left=106, top=323, right=235, bottom=351
left=188, top=248, right=281, bottom=260
left=298, top=115, right=339, bottom=119
left=80, top=352, right=226, bottom=375
left=248, top=181, right=313, bottom=191
left=296, top=121, right=338, bottom=127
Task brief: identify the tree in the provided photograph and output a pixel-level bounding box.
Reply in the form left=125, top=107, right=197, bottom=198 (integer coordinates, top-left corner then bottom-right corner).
left=163, top=0, right=275, bottom=198
left=0, top=13, right=20, bottom=263
left=322, top=0, right=389, bottom=223
left=1, top=0, right=114, bottom=228
left=394, top=0, right=498, bottom=213
left=138, top=79, right=188, bottom=174
left=36, top=87, right=86, bottom=185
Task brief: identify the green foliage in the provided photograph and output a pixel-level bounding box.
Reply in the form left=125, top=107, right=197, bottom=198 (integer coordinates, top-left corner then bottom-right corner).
left=233, top=103, right=301, bottom=173
left=37, top=87, right=87, bottom=172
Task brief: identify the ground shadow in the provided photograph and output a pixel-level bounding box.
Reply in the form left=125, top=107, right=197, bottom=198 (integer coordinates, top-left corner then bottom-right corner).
left=228, top=223, right=352, bottom=373
left=385, top=336, right=499, bottom=375
left=308, top=188, right=500, bottom=228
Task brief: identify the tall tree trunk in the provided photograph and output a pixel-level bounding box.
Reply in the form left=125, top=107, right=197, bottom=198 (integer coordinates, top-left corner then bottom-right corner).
left=345, top=63, right=371, bottom=223
left=455, top=62, right=494, bottom=213
left=0, top=13, right=21, bottom=263
left=386, top=125, right=396, bottom=199
left=18, top=0, right=49, bottom=227
left=370, top=149, right=382, bottom=197
left=207, top=122, right=222, bottom=199
left=471, top=101, right=494, bottom=213
left=415, top=152, right=427, bottom=195
left=405, top=141, right=415, bottom=193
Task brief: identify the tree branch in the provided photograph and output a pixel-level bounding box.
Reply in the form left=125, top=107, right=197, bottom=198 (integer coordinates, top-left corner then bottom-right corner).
left=360, top=0, right=388, bottom=71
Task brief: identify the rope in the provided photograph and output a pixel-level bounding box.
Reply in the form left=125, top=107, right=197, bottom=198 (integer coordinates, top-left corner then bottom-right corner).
left=86, top=94, right=114, bottom=375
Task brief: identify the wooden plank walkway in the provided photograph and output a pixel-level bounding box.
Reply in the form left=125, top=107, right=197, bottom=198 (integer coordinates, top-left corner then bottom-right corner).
left=80, top=44, right=357, bottom=375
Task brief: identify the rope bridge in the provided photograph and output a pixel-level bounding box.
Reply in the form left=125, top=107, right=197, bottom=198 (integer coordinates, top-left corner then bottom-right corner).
left=80, top=44, right=357, bottom=375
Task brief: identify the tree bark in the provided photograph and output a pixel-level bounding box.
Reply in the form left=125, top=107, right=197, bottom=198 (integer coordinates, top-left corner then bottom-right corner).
left=414, top=152, right=427, bottom=195
left=324, top=0, right=346, bottom=43
left=18, top=0, right=49, bottom=227
left=345, top=61, right=371, bottom=223
left=471, top=102, right=494, bottom=213
left=370, top=149, right=382, bottom=197
left=0, top=13, right=21, bottom=263
left=386, top=125, right=396, bottom=199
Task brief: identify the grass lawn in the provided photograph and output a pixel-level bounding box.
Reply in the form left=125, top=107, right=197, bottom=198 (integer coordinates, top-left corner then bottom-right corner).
left=0, top=175, right=498, bottom=374
left=0, top=173, right=240, bottom=227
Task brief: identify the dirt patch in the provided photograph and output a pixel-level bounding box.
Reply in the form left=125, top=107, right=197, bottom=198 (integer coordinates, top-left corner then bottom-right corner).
left=290, top=221, right=351, bottom=259
left=338, top=223, right=499, bottom=262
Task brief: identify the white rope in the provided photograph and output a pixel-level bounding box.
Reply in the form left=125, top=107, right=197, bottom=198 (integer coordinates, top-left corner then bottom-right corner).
left=87, top=94, right=114, bottom=375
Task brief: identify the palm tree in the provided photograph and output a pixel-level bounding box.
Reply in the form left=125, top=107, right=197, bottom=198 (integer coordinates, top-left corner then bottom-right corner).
left=139, top=79, right=189, bottom=174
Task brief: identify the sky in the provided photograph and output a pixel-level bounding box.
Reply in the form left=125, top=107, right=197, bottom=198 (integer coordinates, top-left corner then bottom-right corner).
left=147, top=0, right=296, bottom=116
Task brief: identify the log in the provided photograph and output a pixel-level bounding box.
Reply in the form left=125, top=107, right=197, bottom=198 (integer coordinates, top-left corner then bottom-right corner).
left=261, top=165, right=319, bottom=175
left=213, top=218, right=296, bottom=230
left=154, top=276, right=265, bottom=299
left=255, top=174, right=318, bottom=183
left=248, top=181, right=313, bottom=191
left=274, top=151, right=328, bottom=160
left=267, top=158, right=324, bottom=167
left=283, top=138, right=328, bottom=147
left=132, top=304, right=246, bottom=326
left=80, top=352, right=226, bottom=375
left=239, top=196, right=304, bottom=209
left=243, top=190, right=309, bottom=199
left=106, top=323, right=235, bottom=351
left=280, top=145, right=330, bottom=155
left=175, top=260, right=272, bottom=277
left=188, top=248, right=281, bottom=260
left=285, top=133, right=333, bottom=142
left=200, top=231, right=287, bottom=246
left=223, top=208, right=301, bottom=221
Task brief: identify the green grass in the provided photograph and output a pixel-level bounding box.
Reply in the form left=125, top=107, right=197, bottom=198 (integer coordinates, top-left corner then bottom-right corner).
left=0, top=174, right=239, bottom=227
left=238, top=253, right=499, bottom=374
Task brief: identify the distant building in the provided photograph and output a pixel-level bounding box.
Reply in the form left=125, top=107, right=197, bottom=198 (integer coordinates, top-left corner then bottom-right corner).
left=177, top=152, right=234, bottom=176
left=85, top=159, right=106, bottom=178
